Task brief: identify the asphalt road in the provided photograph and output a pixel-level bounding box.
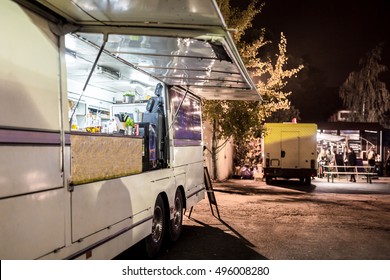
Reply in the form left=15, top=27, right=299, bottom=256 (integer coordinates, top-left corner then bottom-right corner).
left=116, top=176, right=390, bottom=260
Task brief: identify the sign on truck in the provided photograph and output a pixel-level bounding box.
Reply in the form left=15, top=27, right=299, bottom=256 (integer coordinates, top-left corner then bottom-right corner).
left=0, top=0, right=260, bottom=259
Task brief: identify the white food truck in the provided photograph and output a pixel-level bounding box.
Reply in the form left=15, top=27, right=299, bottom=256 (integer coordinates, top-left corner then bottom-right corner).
left=0, top=0, right=260, bottom=259
left=263, top=123, right=317, bottom=185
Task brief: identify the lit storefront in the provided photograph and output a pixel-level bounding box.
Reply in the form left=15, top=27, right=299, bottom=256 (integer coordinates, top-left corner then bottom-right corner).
left=317, top=122, right=390, bottom=175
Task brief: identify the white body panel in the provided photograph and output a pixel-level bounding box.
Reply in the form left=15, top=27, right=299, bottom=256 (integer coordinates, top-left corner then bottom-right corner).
left=0, top=1, right=61, bottom=130
left=0, top=189, right=65, bottom=259
left=0, top=146, right=63, bottom=197
left=172, top=146, right=205, bottom=207
left=0, top=1, right=67, bottom=259
left=0, top=0, right=255, bottom=259
left=71, top=171, right=173, bottom=242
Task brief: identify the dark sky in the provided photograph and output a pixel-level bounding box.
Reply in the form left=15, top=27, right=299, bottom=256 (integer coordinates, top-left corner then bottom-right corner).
left=233, top=0, right=390, bottom=122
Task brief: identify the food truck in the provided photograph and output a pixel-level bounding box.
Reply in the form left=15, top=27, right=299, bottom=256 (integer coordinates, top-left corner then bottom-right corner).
left=0, top=0, right=260, bottom=259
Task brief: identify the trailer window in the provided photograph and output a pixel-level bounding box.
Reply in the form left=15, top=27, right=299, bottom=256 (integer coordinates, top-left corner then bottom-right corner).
left=170, top=88, right=201, bottom=146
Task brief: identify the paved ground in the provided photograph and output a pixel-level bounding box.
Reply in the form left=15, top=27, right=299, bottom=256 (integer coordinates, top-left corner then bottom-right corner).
left=117, top=176, right=390, bottom=260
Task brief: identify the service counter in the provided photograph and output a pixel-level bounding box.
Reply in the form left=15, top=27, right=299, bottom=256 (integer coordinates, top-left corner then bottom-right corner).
left=70, top=132, right=143, bottom=185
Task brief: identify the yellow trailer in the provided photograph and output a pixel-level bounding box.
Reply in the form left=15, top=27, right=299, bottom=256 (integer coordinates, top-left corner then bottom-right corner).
left=263, top=123, right=317, bottom=185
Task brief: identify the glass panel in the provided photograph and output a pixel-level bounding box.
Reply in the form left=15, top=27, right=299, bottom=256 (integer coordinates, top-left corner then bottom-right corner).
left=170, top=88, right=202, bottom=146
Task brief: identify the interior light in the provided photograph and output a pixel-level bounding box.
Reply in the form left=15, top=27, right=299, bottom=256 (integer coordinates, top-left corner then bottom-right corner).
left=65, top=52, right=77, bottom=64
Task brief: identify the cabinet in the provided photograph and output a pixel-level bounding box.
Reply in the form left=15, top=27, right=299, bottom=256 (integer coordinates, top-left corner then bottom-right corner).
left=110, top=103, right=146, bottom=122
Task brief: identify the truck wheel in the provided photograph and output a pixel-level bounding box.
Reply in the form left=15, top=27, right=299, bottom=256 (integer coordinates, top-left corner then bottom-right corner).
left=265, top=176, right=272, bottom=185
left=145, top=195, right=165, bottom=258
left=304, top=177, right=311, bottom=186
left=169, top=188, right=184, bottom=242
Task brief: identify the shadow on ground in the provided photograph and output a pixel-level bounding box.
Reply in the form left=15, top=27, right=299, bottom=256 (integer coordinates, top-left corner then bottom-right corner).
left=214, top=179, right=316, bottom=196
left=257, top=179, right=317, bottom=193
left=214, top=179, right=390, bottom=196
left=115, top=219, right=267, bottom=260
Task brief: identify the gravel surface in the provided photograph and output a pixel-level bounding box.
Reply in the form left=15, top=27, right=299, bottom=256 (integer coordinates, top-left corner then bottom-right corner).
left=117, top=177, right=390, bottom=260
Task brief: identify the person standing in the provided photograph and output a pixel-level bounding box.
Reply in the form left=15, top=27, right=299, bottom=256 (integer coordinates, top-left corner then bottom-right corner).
left=326, top=148, right=335, bottom=165
left=367, top=146, right=377, bottom=172
left=346, top=147, right=357, bottom=182
left=317, top=148, right=327, bottom=178
left=385, top=150, right=390, bottom=176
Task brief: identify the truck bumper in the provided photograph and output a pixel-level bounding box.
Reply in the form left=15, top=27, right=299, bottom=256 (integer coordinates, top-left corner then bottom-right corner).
left=264, top=168, right=317, bottom=179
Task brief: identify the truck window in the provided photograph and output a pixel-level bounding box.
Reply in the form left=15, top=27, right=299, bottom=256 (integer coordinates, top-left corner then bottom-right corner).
left=65, top=33, right=162, bottom=133
left=64, top=32, right=167, bottom=183
left=170, top=88, right=202, bottom=146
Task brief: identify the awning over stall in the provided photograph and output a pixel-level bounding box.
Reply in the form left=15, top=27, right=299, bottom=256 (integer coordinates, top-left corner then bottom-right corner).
left=27, top=0, right=261, bottom=101
left=317, top=133, right=345, bottom=142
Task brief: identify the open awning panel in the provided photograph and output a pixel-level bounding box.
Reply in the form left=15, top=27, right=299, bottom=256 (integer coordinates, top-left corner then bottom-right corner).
left=33, top=0, right=261, bottom=101
left=35, top=0, right=224, bottom=27
left=317, top=133, right=345, bottom=142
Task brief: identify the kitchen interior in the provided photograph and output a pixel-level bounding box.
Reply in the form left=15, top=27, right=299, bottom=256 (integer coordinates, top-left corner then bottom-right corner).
left=65, top=32, right=166, bottom=183
left=65, top=32, right=162, bottom=136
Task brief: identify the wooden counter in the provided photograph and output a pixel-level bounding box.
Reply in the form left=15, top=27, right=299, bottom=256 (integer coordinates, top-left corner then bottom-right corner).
left=70, top=132, right=143, bottom=185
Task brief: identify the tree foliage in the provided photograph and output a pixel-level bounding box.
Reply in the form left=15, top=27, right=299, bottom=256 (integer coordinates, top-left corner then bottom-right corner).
left=339, top=43, right=390, bottom=125
left=203, top=0, right=303, bottom=178
left=204, top=0, right=303, bottom=135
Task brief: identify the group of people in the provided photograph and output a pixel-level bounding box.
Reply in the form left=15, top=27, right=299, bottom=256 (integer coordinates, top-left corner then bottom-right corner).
left=317, top=146, right=378, bottom=182
left=317, top=148, right=336, bottom=178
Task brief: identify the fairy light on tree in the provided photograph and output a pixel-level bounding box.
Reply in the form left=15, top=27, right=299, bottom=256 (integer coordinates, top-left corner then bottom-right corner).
left=202, top=0, right=303, bottom=179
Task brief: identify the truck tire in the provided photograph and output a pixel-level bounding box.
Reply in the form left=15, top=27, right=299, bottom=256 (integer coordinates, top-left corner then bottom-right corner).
left=145, top=195, right=165, bottom=258
left=169, top=188, right=183, bottom=242
left=304, top=177, right=311, bottom=186
left=265, top=176, right=272, bottom=185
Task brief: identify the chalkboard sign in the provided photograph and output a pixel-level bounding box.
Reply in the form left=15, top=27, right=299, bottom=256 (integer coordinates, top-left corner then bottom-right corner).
left=188, top=167, right=220, bottom=219
left=204, top=167, right=220, bottom=219
left=204, top=167, right=216, bottom=205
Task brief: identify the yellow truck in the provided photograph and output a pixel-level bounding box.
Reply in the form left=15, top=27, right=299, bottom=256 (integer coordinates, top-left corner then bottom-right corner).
left=262, top=123, right=317, bottom=185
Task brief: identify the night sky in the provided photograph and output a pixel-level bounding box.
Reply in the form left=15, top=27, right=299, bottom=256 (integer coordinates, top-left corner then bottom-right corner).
left=232, top=0, right=390, bottom=122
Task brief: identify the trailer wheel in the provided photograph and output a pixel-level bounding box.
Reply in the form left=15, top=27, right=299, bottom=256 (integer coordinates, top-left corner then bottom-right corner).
left=145, top=195, right=165, bottom=258
left=169, top=188, right=184, bottom=242
left=304, top=177, right=311, bottom=186
left=265, top=176, right=272, bottom=185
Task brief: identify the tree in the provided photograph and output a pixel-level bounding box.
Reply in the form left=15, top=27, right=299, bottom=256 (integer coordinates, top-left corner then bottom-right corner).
left=203, top=0, right=303, bottom=179
left=339, top=43, right=390, bottom=125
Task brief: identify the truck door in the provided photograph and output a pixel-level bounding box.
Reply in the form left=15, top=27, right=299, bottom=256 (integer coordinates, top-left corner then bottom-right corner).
left=281, top=131, right=299, bottom=169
